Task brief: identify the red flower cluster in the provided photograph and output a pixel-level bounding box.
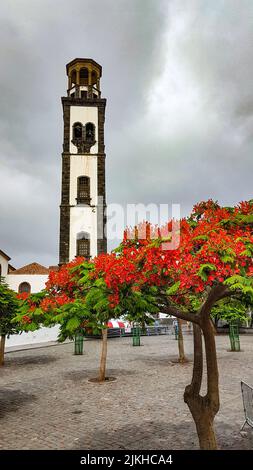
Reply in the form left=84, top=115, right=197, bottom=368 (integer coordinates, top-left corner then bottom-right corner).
left=46, top=257, right=84, bottom=295
left=40, top=293, right=73, bottom=312
left=22, top=315, right=32, bottom=324
left=17, top=293, right=29, bottom=300
left=90, top=200, right=253, bottom=306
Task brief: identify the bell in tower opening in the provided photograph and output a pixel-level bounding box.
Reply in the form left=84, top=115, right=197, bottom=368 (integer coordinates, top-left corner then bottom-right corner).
left=59, top=58, right=107, bottom=265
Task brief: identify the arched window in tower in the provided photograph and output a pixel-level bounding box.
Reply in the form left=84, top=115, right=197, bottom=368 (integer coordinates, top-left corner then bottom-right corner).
left=91, top=70, right=97, bottom=86
left=70, top=69, right=77, bottom=86
left=77, top=176, right=90, bottom=204
left=73, top=122, right=83, bottom=140
left=79, top=67, right=88, bottom=86
left=18, top=282, right=31, bottom=294
left=76, top=232, right=90, bottom=259
left=72, top=122, right=95, bottom=154
left=85, top=122, right=95, bottom=144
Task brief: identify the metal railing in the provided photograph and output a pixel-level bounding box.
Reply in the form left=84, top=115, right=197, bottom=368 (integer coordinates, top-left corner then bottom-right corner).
left=108, top=325, right=176, bottom=338
left=83, top=324, right=193, bottom=339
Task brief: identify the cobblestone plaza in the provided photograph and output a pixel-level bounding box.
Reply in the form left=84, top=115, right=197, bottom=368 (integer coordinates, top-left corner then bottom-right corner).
left=1, top=334, right=253, bottom=450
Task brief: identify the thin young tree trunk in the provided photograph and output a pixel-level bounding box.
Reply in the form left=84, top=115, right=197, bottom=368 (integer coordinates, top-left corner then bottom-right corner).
left=99, top=328, right=108, bottom=382
left=177, top=319, right=186, bottom=363
left=0, top=335, right=6, bottom=366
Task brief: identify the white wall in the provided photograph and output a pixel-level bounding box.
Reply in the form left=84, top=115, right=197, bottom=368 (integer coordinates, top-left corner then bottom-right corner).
left=69, top=105, right=98, bottom=154
left=68, top=153, right=98, bottom=260
left=69, top=153, right=98, bottom=206
left=6, top=325, right=60, bottom=349
left=0, top=254, right=9, bottom=278
left=69, top=207, right=97, bottom=260
left=5, top=273, right=60, bottom=350
left=68, top=103, right=99, bottom=261
left=6, top=274, right=48, bottom=293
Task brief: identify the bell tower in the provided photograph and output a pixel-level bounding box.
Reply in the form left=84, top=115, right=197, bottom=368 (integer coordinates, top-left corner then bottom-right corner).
left=59, top=58, right=107, bottom=265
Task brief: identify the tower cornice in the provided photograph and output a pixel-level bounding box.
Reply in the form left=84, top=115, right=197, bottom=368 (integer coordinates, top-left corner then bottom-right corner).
left=61, top=97, right=106, bottom=106
left=66, top=58, right=102, bottom=76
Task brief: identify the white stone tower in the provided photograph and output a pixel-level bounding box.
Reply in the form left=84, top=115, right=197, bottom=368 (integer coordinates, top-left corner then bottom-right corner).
left=59, top=58, right=107, bottom=264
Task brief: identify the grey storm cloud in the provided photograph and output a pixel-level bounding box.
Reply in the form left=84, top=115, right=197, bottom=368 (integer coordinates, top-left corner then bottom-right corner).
left=0, top=0, right=253, bottom=267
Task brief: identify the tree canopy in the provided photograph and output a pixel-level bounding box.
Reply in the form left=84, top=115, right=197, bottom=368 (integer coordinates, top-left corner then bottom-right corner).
left=0, top=278, right=20, bottom=336
left=16, top=199, right=253, bottom=334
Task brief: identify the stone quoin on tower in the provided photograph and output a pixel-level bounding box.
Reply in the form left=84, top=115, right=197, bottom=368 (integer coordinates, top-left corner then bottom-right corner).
left=59, top=58, right=107, bottom=265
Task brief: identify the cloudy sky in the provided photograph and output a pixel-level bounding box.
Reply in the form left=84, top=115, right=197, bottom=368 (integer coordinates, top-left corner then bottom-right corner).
left=0, top=0, right=253, bottom=268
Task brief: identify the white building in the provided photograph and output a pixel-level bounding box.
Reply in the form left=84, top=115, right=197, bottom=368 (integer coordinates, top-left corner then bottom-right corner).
left=7, top=262, right=49, bottom=294
left=0, top=249, right=11, bottom=278
left=0, top=259, right=59, bottom=348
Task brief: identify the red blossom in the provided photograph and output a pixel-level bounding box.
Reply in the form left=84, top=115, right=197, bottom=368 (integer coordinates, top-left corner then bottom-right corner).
left=22, top=315, right=32, bottom=324
left=17, top=293, right=29, bottom=300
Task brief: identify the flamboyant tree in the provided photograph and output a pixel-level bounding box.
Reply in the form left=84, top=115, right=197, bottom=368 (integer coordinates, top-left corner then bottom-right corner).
left=15, top=258, right=158, bottom=381
left=0, top=278, right=20, bottom=366
left=87, top=199, right=253, bottom=449
left=15, top=199, right=253, bottom=450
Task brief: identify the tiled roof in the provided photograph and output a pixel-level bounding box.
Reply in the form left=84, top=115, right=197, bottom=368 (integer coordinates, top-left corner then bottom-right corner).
left=8, top=264, right=16, bottom=273
left=49, top=265, right=59, bottom=272
left=12, top=262, right=49, bottom=275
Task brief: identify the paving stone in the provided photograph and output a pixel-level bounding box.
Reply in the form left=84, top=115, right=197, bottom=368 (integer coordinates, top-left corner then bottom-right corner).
left=0, top=335, right=253, bottom=449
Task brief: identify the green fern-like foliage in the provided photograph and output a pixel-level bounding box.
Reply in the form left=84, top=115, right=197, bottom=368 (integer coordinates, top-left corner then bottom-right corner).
left=0, top=278, right=20, bottom=336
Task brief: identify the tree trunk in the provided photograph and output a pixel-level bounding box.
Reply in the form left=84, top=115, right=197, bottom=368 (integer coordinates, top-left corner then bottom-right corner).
left=0, top=335, right=6, bottom=366
left=178, top=319, right=186, bottom=363
left=195, top=414, right=217, bottom=449
left=99, top=328, right=108, bottom=382
left=211, top=318, right=217, bottom=335
left=202, top=319, right=220, bottom=413
left=185, top=392, right=217, bottom=449
left=184, top=321, right=219, bottom=450
left=161, top=285, right=230, bottom=449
